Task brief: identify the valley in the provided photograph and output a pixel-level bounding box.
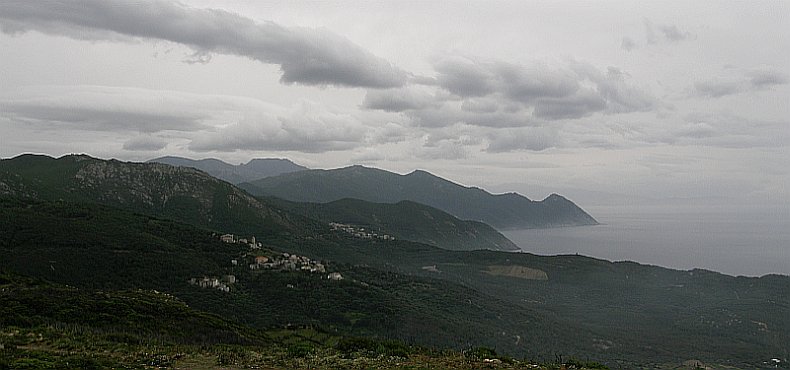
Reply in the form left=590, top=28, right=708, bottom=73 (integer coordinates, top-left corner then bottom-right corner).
left=2, top=2, right=786, bottom=368
left=1, top=154, right=788, bottom=368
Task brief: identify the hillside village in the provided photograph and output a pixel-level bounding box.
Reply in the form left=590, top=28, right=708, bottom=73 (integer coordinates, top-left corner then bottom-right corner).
left=189, top=233, right=343, bottom=293
left=330, top=222, right=395, bottom=241
left=248, top=252, right=327, bottom=274
left=188, top=275, right=235, bottom=292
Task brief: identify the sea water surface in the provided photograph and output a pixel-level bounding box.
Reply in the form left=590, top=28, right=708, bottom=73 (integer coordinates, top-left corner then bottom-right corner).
left=502, top=205, right=790, bottom=277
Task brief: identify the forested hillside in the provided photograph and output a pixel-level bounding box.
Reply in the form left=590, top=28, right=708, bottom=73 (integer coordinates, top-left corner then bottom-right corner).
left=242, top=165, right=598, bottom=229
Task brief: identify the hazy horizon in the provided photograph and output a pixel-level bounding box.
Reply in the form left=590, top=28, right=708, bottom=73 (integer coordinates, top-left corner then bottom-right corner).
left=1, top=0, right=788, bottom=209
left=2, top=3, right=790, bottom=365
left=507, top=204, right=790, bottom=277
left=2, top=0, right=787, bottom=277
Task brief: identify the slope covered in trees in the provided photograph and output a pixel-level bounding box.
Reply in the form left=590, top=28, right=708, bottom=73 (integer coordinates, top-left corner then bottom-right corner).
left=242, top=165, right=598, bottom=229
left=270, top=197, right=519, bottom=251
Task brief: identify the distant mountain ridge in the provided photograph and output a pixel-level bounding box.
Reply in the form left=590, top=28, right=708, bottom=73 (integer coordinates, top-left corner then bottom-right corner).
left=3, top=156, right=789, bottom=367
left=269, top=197, right=519, bottom=251
left=0, top=154, right=514, bottom=252
left=149, top=156, right=307, bottom=184
left=241, top=165, right=598, bottom=230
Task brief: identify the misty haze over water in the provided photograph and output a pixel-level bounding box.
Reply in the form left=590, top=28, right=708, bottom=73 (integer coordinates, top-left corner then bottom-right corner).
left=504, top=205, right=790, bottom=277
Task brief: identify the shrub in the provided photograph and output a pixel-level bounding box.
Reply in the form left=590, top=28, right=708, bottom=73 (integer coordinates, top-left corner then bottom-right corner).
left=286, top=343, right=313, bottom=358
left=464, top=346, right=498, bottom=360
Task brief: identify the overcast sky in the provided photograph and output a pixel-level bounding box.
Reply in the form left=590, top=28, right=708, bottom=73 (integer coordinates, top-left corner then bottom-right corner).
left=1, top=0, right=788, bottom=207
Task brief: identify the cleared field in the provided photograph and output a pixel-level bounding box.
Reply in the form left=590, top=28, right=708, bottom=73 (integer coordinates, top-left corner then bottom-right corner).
left=483, top=265, right=549, bottom=280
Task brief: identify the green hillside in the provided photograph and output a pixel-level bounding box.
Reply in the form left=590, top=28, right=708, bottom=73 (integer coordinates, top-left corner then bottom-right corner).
left=241, top=165, right=598, bottom=229
left=4, top=273, right=586, bottom=369
left=283, top=234, right=790, bottom=367
left=0, top=154, right=306, bottom=239
left=0, top=272, right=266, bottom=346
left=0, top=197, right=246, bottom=290
left=2, top=196, right=788, bottom=367
left=270, top=197, right=519, bottom=251
left=1, top=154, right=517, bottom=252
left=0, top=197, right=590, bottom=362
left=2, top=156, right=789, bottom=368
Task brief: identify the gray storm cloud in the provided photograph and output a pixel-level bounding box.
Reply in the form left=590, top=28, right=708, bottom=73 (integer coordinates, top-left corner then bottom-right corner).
left=361, top=88, right=438, bottom=112
left=432, top=57, right=656, bottom=120
left=747, top=69, right=789, bottom=88
left=599, top=112, right=790, bottom=149
left=694, top=68, right=789, bottom=98
left=364, top=57, right=657, bottom=127
left=0, top=86, right=225, bottom=133
left=0, top=86, right=404, bottom=154
left=658, top=24, right=691, bottom=42
left=643, top=19, right=693, bottom=45
left=123, top=135, right=169, bottom=151
left=0, top=0, right=408, bottom=88
left=187, top=100, right=399, bottom=153
left=0, top=101, right=206, bottom=133
left=694, top=80, right=743, bottom=98
left=623, top=20, right=693, bottom=50
left=485, top=127, right=559, bottom=152
left=620, top=37, right=638, bottom=51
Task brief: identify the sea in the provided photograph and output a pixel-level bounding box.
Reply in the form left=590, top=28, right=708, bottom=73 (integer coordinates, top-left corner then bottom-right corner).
left=502, top=205, right=790, bottom=277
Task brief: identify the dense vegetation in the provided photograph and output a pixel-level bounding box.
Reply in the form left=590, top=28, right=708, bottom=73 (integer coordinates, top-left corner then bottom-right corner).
left=3, top=196, right=788, bottom=368
left=240, top=165, right=598, bottom=229
left=0, top=272, right=266, bottom=347
left=282, top=234, right=790, bottom=367
left=269, top=197, right=518, bottom=251
left=0, top=196, right=542, bottom=354
left=1, top=153, right=519, bottom=251
left=0, top=198, right=614, bottom=369
left=0, top=197, right=244, bottom=290
left=0, top=198, right=585, bottom=361
left=1, top=155, right=789, bottom=368
left=149, top=156, right=307, bottom=184
left=4, top=273, right=588, bottom=369
left=0, top=153, right=311, bottom=239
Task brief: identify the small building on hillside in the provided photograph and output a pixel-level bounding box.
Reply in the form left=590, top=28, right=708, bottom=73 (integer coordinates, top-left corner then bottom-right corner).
left=255, top=256, right=269, bottom=264
left=327, top=272, right=344, bottom=281
left=220, top=234, right=234, bottom=243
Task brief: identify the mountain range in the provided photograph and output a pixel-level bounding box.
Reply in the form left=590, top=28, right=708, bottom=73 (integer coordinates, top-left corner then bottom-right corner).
left=149, top=156, right=596, bottom=231
left=0, top=154, right=513, bottom=251
left=241, top=165, right=598, bottom=230
left=2, top=193, right=788, bottom=367
left=268, top=197, right=518, bottom=251
left=3, top=154, right=787, bottom=367
left=149, top=156, right=307, bottom=184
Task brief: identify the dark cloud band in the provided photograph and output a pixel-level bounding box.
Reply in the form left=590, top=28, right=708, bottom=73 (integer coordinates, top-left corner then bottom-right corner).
left=0, top=0, right=408, bottom=88
left=694, top=68, right=788, bottom=98
left=363, top=57, right=657, bottom=127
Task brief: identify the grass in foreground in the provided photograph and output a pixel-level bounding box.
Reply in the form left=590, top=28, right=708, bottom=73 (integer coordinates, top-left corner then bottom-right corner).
left=0, top=272, right=607, bottom=369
